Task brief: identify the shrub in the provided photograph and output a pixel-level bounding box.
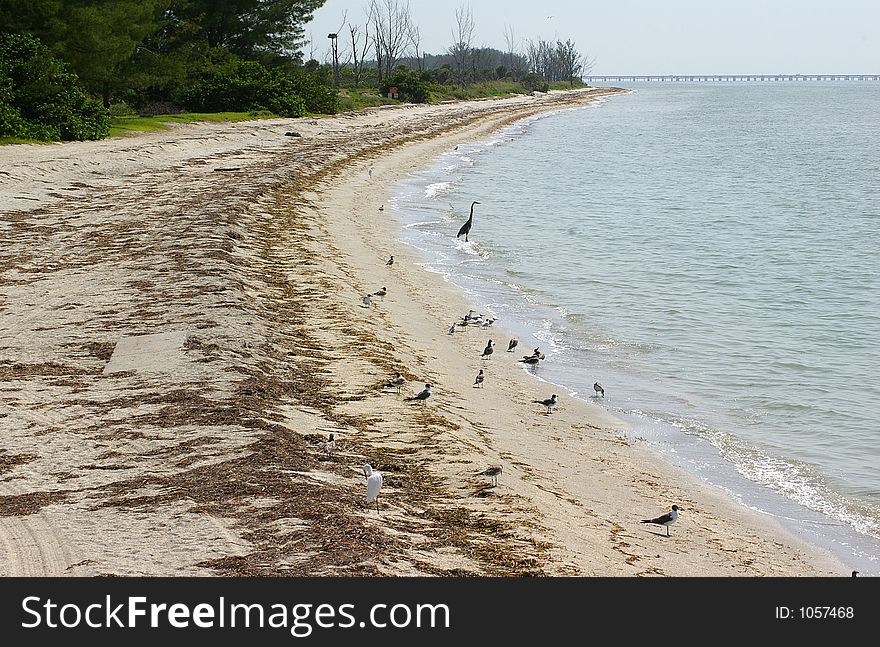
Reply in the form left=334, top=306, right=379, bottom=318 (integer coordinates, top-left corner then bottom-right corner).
left=380, top=67, right=431, bottom=104
left=0, top=33, right=110, bottom=141
left=178, top=58, right=306, bottom=117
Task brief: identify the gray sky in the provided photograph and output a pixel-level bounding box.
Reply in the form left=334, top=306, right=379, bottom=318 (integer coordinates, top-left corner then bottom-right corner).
left=306, top=0, right=880, bottom=74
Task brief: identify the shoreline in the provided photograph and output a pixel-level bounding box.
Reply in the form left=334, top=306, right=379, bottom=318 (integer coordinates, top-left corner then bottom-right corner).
left=0, top=90, right=849, bottom=575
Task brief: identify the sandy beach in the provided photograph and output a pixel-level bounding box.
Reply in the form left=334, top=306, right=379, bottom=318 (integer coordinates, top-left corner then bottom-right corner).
left=0, top=88, right=848, bottom=576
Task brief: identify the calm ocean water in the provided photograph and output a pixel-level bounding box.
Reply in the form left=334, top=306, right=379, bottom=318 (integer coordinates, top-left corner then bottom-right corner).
left=390, top=83, right=880, bottom=573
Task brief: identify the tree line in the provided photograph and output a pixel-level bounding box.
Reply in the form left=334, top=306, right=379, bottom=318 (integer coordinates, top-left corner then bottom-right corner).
left=1, top=0, right=592, bottom=142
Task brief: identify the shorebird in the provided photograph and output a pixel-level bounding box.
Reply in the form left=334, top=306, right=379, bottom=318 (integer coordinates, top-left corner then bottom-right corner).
left=474, top=369, right=484, bottom=388
left=324, top=433, right=336, bottom=456
left=385, top=372, right=405, bottom=394
left=362, top=294, right=372, bottom=308
left=507, top=339, right=518, bottom=352
left=405, top=383, right=432, bottom=405
left=481, top=339, right=494, bottom=359
left=386, top=255, right=394, bottom=266
left=369, top=166, right=374, bottom=178
left=852, top=570, right=859, bottom=577
left=593, top=382, right=605, bottom=397
left=479, top=465, right=502, bottom=487
left=480, top=317, right=496, bottom=328
left=641, top=505, right=680, bottom=536
left=448, top=322, right=457, bottom=335
left=378, top=204, right=384, bottom=211
left=464, top=310, right=480, bottom=321
left=456, top=201, right=480, bottom=242
left=362, top=463, right=383, bottom=512
left=373, top=286, right=387, bottom=299
left=534, top=394, right=558, bottom=413
left=520, top=355, right=540, bottom=365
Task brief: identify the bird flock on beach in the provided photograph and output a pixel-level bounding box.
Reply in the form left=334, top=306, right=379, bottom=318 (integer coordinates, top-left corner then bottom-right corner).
left=323, top=188, right=682, bottom=556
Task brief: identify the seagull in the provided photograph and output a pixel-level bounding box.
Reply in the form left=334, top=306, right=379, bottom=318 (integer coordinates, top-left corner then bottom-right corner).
left=507, top=339, right=518, bottom=352
left=405, top=383, right=432, bottom=405
left=852, top=570, right=859, bottom=577
left=368, top=166, right=374, bottom=178
left=479, top=465, right=502, bottom=486
left=464, top=310, right=480, bottom=321
left=534, top=394, right=558, bottom=413
left=386, top=256, right=394, bottom=266
left=520, top=355, right=540, bottom=365
left=362, top=294, right=372, bottom=308
left=593, top=382, right=605, bottom=397
left=481, top=339, right=494, bottom=359
left=385, top=372, right=405, bottom=393
left=448, top=322, right=457, bottom=334
left=373, top=286, right=387, bottom=299
left=456, top=201, right=480, bottom=242
left=474, top=369, right=484, bottom=388
left=641, top=505, right=680, bottom=536
left=378, top=204, right=384, bottom=211
left=480, top=317, right=496, bottom=328
left=324, top=433, right=336, bottom=455
left=363, top=463, right=383, bottom=512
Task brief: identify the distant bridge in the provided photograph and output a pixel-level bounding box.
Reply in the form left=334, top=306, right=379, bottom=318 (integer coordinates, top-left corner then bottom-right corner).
left=584, top=74, right=880, bottom=83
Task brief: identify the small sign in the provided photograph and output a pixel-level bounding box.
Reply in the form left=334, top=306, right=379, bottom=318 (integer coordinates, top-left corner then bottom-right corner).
left=388, top=86, right=399, bottom=99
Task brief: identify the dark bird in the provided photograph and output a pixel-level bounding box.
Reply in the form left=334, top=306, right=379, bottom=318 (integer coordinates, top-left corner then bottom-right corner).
left=324, top=433, right=336, bottom=455
left=474, top=369, right=484, bottom=388
left=481, top=339, right=494, bottom=359
left=641, top=505, right=680, bottom=536
left=385, top=372, right=405, bottom=394
left=479, top=465, right=502, bottom=487
left=456, top=201, right=480, bottom=242
left=852, top=570, right=859, bottom=577
left=405, top=383, right=432, bottom=405
left=593, top=382, right=605, bottom=397
left=362, top=294, right=372, bottom=308
left=373, top=286, right=387, bottom=298
left=534, top=394, right=558, bottom=413
left=520, top=355, right=540, bottom=365
left=378, top=204, right=384, bottom=211
left=507, top=339, right=518, bottom=352
left=386, top=255, right=394, bottom=266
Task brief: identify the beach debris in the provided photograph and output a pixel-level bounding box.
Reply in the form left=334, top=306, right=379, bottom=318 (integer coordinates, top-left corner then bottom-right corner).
left=448, top=323, right=457, bottom=334
left=474, top=369, right=484, bottom=388
left=479, top=465, right=502, bottom=486
left=384, top=372, right=405, bottom=394
left=481, top=339, right=494, bottom=360
left=372, top=286, right=387, bottom=299
left=641, top=505, right=680, bottom=536
left=378, top=204, right=384, bottom=211
left=362, top=294, right=372, bottom=308
left=362, top=464, right=383, bottom=513
left=456, top=201, right=480, bottom=242
left=404, top=383, right=432, bottom=405
left=213, top=167, right=241, bottom=172
left=386, top=255, right=394, bottom=266
left=534, top=393, right=558, bottom=413
left=284, top=131, right=302, bottom=137
left=593, top=382, right=605, bottom=397
left=507, top=339, right=518, bottom=352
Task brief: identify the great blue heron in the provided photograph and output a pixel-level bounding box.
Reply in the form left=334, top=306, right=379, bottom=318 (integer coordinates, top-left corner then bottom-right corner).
left=456, top=201, right=480, bottom=242
left=641, top=505, right=680, bottom=536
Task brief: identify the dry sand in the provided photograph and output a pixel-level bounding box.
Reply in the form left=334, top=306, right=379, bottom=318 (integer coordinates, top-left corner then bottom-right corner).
left=0, top=89, right=848, bottom=576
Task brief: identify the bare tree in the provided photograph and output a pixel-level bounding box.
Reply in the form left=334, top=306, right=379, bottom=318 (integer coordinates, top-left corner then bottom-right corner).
left=448, top=4, right=475, bottom=87
left=502, top=23, right=521, bottom=80
left=370, top=0, right=412, bottom=81
left=328, top=12, right=347, bottom=87
left=348, top=20, right=371, bottom=88
left=407, top=20, right=423, bottom=72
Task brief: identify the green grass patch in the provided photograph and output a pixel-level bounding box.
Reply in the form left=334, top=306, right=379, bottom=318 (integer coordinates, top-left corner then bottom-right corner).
left=107, top=110, right=278, bottom=138
left=0, top=136, right=49, bottom=145
left=335, top=89, right=398, bottom=112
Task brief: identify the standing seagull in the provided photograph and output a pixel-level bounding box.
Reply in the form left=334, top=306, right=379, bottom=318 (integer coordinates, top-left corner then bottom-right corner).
left=534, top=394, right=558, bottom=413
left=593, top=382, right=605, bottom=397
left=373, top=286, right=387, bottom=299
left=405, top=383, right=432, bottom=405
left=474, top=369, right=485, bottom=388
left=507, top=339, right=518, bottom=352
left=481, top=339, right=494, bottom=359
left=386, top=255, right=394, bottom=266
left=385, top=372, right=405, bottom=394
left=324, top=433, right=336, bottom=456
left=362, top=294, right=372, bottom=308
left=641, top=505, right=680, bottom=536
left=362, top=464, right=383, bottom=512
left=368, top=166, right=374, bottom=179
left=456, top=201, right=480, bottom=242
left=520, top=355, right=540, bottom=366
left=479, top=465, right=502, bottom=487
left=448, top=322, right=457, bottom=335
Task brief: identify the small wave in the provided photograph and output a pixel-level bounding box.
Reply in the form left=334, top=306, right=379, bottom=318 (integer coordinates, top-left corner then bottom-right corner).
left=424, top=181, right=454, bottom=199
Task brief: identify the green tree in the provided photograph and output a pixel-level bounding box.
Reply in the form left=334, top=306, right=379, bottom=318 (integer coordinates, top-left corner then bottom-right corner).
left=163, top=0, right=325, bottom=62
left=0, top=33, right=110, bottom=140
